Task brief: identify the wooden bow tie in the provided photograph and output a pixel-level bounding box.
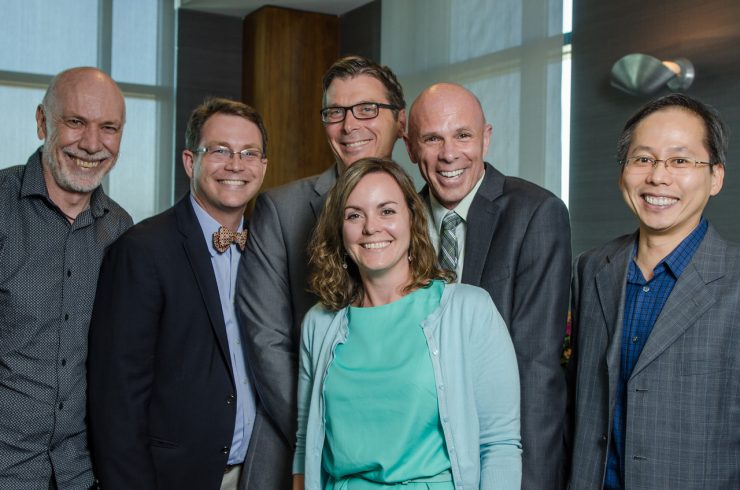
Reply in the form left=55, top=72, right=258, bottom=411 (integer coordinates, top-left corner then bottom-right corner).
left=212, top=226, right=248, bottom=253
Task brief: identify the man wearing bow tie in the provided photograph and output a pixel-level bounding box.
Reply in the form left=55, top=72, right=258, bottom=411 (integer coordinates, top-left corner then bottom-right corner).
left=88, top=98, right=268, bottom=490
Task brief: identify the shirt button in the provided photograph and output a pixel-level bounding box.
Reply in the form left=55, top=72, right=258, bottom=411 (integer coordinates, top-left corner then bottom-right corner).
left=67, top=269, right=72, bottom=277
left=438, top=384, right=444, bottom=390
left=61, top=359, right=67, bottom=367
left=58, top=402, right=64, bottom=410
left=632, top=336, right=638, bottom=343
left=226, top=393, right=235, bottom=405
left=64, top=313, right=69, bottom=321
left=221, top=446, right=229, bottom=454
left=642, top=286, right=650, bottom=292
left=432, top=349, right=439, bottom=356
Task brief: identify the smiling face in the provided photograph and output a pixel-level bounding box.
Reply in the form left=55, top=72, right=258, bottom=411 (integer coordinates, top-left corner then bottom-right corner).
left=183, top=113, right=267, bottom=228
left=342, top=171, right=412, bottom=285
left=37, top=69, right=125, bottom=196
left=620, top=107, right=724, bottom=245
left=323, top=74, right=405, bottom=171
left=406, top=83, right=491, bottom=210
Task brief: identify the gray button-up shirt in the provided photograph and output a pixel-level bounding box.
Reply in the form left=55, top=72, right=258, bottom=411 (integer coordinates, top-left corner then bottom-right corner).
left=0, top=149, right=132, bottom=489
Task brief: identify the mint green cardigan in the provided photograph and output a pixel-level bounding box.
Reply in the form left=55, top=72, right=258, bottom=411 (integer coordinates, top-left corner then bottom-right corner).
left=294, top=283, right=522, bottom=490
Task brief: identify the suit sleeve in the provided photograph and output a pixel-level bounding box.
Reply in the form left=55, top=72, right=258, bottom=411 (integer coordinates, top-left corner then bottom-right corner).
left=88, top=235, right=161, bottom=489
left=563, top=252, right=583, bottom=485
left=237, top=192, right=297, bottom=447
left=512, top=196, right=572, bottom=490
left=475, top=295, right=523, bottom=489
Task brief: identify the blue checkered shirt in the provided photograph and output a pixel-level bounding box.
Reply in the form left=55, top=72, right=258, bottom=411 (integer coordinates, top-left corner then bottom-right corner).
left=604, top=217, right=708, bottom=490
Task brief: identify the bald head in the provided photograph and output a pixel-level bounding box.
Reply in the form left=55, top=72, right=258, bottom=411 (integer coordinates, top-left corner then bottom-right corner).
left=36, top=67, right=126, bottom=198
left=42, top=67, right=125, bottom=123
left=405, top=82, right=491, bottom=210
left=408, top=83, right=486, bottom=136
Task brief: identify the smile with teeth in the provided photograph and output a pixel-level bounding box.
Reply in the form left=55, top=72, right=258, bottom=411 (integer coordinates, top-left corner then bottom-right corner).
left=343, top=140, right=370, bottom=149
left=73, top=157, right=101, bottom=169
left=219, top=179, right=246, bottom=185
left=439, top=169, right=464, bottom=178
left=644, top=195, right=678, bottom=206
left=362, top=241, right=390, bottom=249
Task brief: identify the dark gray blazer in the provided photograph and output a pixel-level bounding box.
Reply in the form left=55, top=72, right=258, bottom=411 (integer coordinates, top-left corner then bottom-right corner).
left=568, top=224, right=740, bottom=489
left=425, top=163, right=572, bottom=490
left=236, top=165, right=337, bottom=487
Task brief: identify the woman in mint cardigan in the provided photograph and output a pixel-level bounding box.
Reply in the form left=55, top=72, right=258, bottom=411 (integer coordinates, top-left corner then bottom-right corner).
left=293, top=159, right=521, bottom=490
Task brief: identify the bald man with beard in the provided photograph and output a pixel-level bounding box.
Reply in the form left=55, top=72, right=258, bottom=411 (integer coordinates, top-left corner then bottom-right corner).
left=0, top=67, right=132, bottom=489
left=406, top=83, right=571, bottom=490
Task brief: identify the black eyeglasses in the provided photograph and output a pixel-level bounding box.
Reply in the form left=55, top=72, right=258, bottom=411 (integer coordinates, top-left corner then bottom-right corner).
left=320, top=102, right=398, bottom=124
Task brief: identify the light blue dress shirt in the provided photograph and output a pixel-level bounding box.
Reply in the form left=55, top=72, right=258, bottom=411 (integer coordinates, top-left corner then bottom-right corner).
left=190, top=195, right=256, bottom=464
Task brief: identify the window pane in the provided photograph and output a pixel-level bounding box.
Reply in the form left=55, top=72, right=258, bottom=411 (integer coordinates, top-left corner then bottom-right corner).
left=112, top=0, right=158, bottom=85
left=465, top=73, right=521, bottom=177
left=450, top=0, right=522, bottom=63
left=0, top=0, right=98, bottom=75
left=0, top=85, right=46, bottom=170
left=107, top=96, right=157, bottom=223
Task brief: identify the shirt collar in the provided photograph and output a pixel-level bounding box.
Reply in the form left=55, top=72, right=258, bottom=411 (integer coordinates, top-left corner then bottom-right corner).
left=189, top=194, right=244, bottom=257
left=631, top=216, right=709, bottom=280
left=20, top=147, right=109, bottom=218
left=428, top=167, right=486, bottom=232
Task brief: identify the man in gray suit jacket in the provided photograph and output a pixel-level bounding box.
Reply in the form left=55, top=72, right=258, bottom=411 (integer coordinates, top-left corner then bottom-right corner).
left=405, top=83, right=572, bottom=489
left=235, top=56, right=406, bottom=485
left=568, top=93, right=739, bottom=489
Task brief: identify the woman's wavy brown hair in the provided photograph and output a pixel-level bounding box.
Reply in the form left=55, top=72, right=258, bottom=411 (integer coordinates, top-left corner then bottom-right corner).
left=308, top=158, right=454, bottom=311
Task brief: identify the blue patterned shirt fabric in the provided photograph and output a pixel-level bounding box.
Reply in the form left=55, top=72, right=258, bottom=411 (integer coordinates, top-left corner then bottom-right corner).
left=604, top=217, right=708, bottom=490
left=0, top=150, right=132, bottom=488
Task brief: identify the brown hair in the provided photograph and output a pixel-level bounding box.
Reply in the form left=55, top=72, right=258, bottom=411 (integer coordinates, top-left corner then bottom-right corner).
left=185, top=97, right=268, bottom=157
left=309, top=158, right=453, bottom=310
left=322, top=55, right=406, bottom=118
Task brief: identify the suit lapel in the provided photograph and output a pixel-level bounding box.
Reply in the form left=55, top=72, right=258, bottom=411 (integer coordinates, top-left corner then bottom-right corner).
left=594, top=237, right=634, bottom=404
left=309, top=164, right=338, bottom=220
left=175, top=196, right=233, bottom=378
left=461, top=164, right=504, bottom=285
left=631, top=227, right=725, bottom=378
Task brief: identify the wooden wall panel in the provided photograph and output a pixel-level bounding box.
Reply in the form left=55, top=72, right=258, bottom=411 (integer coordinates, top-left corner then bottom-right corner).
left=242, top=7, right=339, bottom=192
left=570, top=0, right=740, bottom=254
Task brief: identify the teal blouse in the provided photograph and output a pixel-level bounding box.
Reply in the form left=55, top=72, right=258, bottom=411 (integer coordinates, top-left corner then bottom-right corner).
left=322, top=281, right=453, bottom=489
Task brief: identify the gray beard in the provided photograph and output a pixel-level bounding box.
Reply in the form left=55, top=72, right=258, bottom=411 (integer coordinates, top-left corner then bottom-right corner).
left=43, top=145, right=111, bottom=194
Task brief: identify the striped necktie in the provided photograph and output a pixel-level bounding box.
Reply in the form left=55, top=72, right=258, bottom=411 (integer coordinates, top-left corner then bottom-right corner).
left=439, top=211, right=463, bottom=272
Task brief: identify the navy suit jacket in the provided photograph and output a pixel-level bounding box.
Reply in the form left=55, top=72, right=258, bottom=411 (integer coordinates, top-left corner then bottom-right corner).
left=88, top=196, right=271, bottom=490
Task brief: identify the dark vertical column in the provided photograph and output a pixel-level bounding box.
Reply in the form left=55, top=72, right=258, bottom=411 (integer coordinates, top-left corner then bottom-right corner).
left=175, top=9, right=243, bottom=200
left=339, top=0, right=381, bottom=60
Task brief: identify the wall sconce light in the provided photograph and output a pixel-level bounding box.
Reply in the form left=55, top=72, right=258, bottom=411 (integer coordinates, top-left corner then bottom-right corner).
left=610, top=53, right=695, bottom=96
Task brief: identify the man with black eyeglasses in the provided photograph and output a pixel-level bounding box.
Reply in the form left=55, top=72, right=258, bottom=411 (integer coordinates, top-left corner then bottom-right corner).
left=568, top=93, right=739, bottom=490
left=88, top=98, right=269, bottom=490
left=235, top=55, right=406, bottom=487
